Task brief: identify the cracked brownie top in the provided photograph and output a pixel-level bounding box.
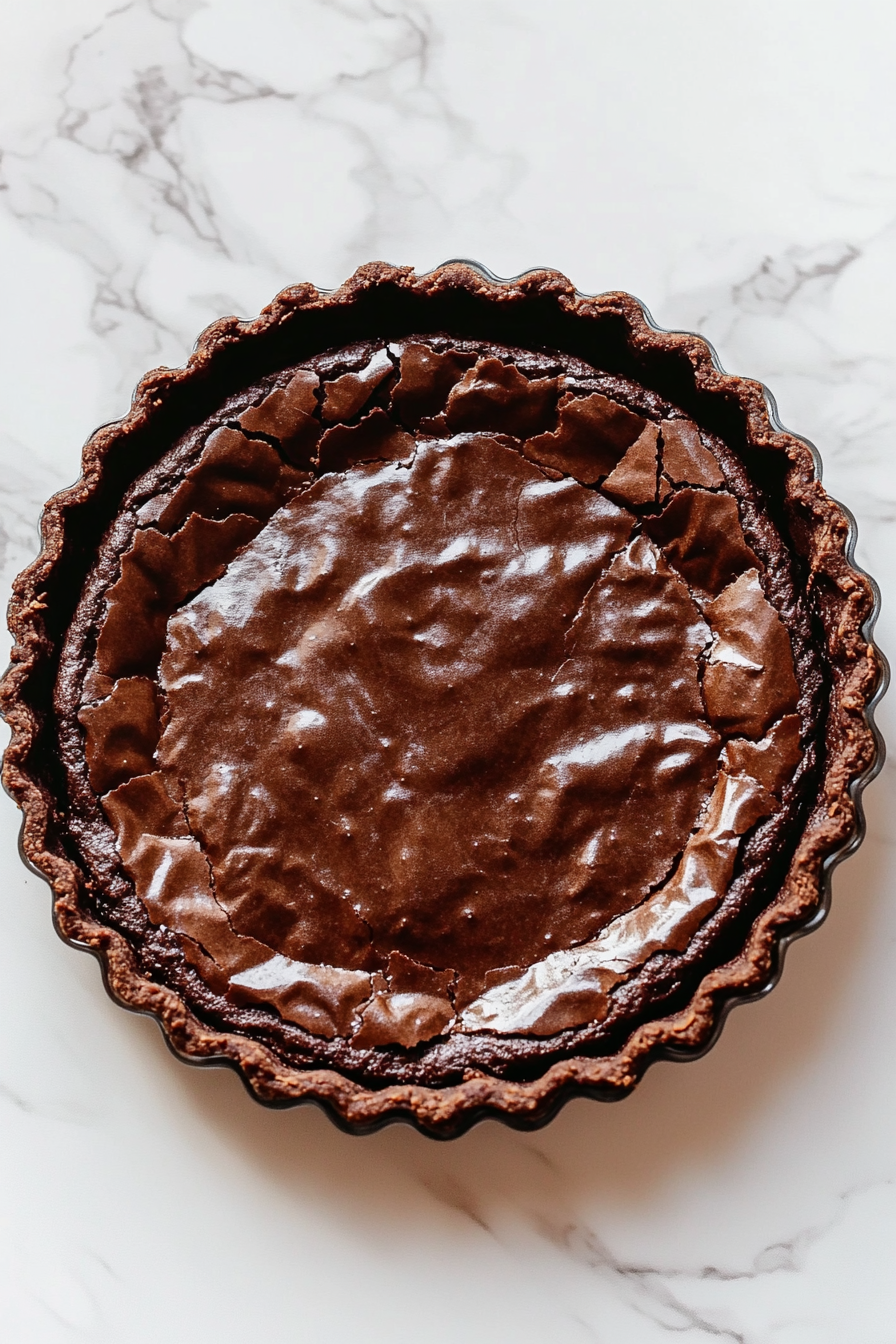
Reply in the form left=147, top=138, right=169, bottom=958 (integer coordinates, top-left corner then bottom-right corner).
left=62, top=333, right=815, bottom=1077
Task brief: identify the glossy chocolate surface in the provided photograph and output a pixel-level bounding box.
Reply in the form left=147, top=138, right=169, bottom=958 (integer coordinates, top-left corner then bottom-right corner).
left=62, top=335, right=816, bottom=1075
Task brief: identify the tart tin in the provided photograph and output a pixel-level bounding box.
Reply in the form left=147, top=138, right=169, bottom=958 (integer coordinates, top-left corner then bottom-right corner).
left=2, top=262, right=886, bottom=1138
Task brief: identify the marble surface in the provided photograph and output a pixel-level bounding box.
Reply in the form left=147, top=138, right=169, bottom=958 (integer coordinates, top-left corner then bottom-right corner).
left=1, top=2, right=894, bottom=1340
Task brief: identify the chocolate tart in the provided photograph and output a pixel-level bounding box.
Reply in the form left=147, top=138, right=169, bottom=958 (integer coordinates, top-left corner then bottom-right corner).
left=2, top=263, right=884, bottom=1137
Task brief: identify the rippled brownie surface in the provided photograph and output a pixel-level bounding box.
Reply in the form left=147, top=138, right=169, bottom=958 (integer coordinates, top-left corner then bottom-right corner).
left=63, top=335, right=815, bottom=1079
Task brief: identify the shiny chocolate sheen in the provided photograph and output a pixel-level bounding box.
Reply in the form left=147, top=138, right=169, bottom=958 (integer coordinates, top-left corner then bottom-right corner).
left=61, top=334, right=816, bottom=1083
left=158, top=445, right=717, bottom=999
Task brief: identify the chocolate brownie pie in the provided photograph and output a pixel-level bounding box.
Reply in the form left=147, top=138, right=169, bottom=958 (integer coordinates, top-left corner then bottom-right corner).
left=3, top=263, right=884, bottom=1136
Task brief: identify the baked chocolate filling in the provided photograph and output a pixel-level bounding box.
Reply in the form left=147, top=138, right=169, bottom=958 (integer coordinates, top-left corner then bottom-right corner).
left=55, top=335, right=822, bottom=1087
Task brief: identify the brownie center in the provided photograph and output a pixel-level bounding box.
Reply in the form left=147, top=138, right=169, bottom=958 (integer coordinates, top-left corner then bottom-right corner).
left=156, top=431, right=718, bottom=995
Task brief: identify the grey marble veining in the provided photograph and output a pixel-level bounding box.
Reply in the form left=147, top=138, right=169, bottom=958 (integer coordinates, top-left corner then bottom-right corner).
left=0, top=3, right=894, bottom=1341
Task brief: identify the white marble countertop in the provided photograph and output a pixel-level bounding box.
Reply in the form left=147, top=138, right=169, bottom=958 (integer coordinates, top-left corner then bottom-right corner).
left=1, top=3, right=894, bottom=1340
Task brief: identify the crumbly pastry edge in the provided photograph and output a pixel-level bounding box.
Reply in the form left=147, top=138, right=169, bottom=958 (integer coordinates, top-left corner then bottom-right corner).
left=2, top=261, right=886, bottom=1138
